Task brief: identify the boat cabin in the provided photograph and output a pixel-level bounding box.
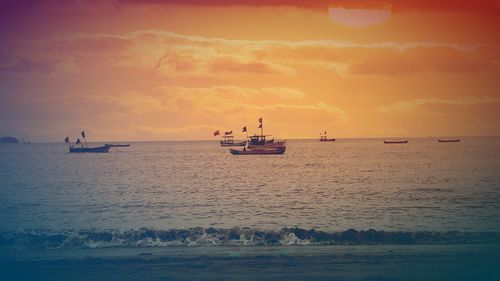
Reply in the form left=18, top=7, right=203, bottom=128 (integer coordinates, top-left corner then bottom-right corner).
left=248, top=134, right=274, bottom=145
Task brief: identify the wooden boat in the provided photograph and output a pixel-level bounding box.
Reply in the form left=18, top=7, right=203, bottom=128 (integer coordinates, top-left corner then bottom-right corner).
left=438, top=139, right=460, bottom=143
left=105, top=144, right=131, bottom=147
left=69, top=145, right=110, bottom=153
left=384, top=140, right=408, bottom=144
left=320, top=135, right=335, bottom=142
left=220, top=135, right=247, bottom=147
left=230, top=146, right=286, bottom=155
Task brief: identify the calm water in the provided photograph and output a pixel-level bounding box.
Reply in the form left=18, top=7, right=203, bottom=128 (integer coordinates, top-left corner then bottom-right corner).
left=1, top=138, right=499, bottom=236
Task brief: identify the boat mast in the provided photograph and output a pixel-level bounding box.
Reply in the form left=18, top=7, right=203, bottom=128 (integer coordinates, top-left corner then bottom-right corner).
left=259, top=117, right=263, bottom=136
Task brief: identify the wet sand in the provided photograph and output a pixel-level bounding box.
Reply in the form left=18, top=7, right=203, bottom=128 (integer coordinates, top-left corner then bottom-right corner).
left=1, top=244, right=499, bottom=281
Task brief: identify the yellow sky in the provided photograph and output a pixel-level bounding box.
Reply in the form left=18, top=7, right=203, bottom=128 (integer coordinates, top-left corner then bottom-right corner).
left=0, top=1, right=499, bottom=141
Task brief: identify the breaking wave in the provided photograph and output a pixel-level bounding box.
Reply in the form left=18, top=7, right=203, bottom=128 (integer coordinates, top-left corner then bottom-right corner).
left=1, top=228, right=499, bottom=250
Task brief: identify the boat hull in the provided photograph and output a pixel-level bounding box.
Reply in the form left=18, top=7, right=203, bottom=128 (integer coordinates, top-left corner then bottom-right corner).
left=230, top=146, right=286, bottom=155
left=384, top=140, right=408, bottom=144
left=105, top=144, right=130, bottom=147
left=438, top=139, right=460, bottom=143
left=69, top=145, right=110, bottom=153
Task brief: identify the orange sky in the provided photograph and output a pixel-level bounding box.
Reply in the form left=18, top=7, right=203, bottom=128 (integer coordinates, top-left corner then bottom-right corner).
left=0, top=0, right=499, bottom=141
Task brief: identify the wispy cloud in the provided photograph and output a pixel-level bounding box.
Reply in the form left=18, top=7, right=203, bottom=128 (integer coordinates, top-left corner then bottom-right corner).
left=378, top=97, right=500, bottom=114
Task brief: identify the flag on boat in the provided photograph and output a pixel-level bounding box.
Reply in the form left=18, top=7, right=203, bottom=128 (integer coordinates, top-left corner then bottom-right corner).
left=76, top=138, right=81, bottom=145
left=224, top=131, right=232, bottom=135
left=81, top=131, right=85, bottom=138
left=258, top=123, right=262, bottom=128
left=324, top=131, right=327, bottom=135
left=258, top=117, right=262, bottom=123
left=242, top=126, right=247, bottom=132
left=64, top=137, right=70, bottom=144
left=213, top=130, right=220, bottom=136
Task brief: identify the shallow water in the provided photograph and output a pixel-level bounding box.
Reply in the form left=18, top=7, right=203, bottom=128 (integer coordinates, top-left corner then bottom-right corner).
left=1, top=137, right=499, bottom=237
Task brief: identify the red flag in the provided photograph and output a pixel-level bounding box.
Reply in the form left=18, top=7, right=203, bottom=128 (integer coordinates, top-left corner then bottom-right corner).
left=224, top=130, right=232, bottom=135
left=81, top=131, right=85, bottom=138
left=76, top=138, right=81, bottom=145
left=242, top=126, right=247, bottom=132
left=64, top=137, right=70, bottom=144
left=258, top=123, right=262, bottom=129
left=213, top=130, right=220, bottom=136
left=258, top=117, right=262, bottom=123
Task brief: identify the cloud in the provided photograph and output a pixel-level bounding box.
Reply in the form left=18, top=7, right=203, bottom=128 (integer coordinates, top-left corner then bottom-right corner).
left=328, top=6, right=391, bottom=27
left=209, top=57, right=296, bottom=75
left=378, top=97, right=500, bottom=114
left=0, top=52, right=79, bottom=76
left=114, top=0, right=500, bottom=13
left=45, top=30, right=499, bottom=78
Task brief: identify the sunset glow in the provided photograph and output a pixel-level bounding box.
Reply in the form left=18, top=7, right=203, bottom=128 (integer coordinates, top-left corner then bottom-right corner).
left=0, top=0, right=499, bottom=141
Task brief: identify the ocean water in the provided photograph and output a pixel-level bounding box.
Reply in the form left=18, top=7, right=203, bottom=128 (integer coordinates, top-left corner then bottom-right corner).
left=1, top=138, right=500, bottom=281
left=1, top=137, right=500, bottom=249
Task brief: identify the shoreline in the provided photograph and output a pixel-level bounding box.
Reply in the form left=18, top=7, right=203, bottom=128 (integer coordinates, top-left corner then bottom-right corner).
left=1, top=244, right=499, bottom=280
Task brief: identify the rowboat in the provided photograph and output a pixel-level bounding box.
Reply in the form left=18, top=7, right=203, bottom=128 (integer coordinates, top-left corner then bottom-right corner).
left=69, top=145, right=110, bottom=153
left=105, top=144, right=131, bottom=147
left=384, top=140, right=408, bottom=144
left=438, top=139, right=460, bottom=143
left=230, top=146, right=286, bottom=155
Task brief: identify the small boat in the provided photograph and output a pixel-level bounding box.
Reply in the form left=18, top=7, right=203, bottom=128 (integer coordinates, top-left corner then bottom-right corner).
left=230, top=146, right=286, bottom=155
left=105, top=144, right=131, bottom=147
left=438, top=139, right=460, bottom=143
left=320, top=136, right=335, bottom=142
left=384, top=140, right=408, bottom=144
left=220, top=135, right=247, bottom=147
left=69, top=145, right=110, bottom=153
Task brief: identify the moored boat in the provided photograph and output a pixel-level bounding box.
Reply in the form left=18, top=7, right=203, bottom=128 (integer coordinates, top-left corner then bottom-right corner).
left=320, top=136, right=335, bottom=142
left=438, top=139, right=460, bottom=143
left=105, top=144, right=131, bottom=147
left=384, top=140, right=408, bottom=144
left=320, top=132, right=335, bottom=142
left=230, top=146, right=286, bottom=155
left=69, top=145, right=110, bottom=153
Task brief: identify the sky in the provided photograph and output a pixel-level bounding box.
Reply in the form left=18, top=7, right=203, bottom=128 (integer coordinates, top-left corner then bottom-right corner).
left=0, top=0, right=499, bottom=141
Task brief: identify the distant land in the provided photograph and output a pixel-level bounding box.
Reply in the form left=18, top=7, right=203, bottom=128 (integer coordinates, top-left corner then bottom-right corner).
left=0, top=136, right=19, bottom=144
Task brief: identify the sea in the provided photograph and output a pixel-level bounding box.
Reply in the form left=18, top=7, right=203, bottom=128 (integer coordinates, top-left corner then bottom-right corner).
left=1, top=137, right=499, bottom=280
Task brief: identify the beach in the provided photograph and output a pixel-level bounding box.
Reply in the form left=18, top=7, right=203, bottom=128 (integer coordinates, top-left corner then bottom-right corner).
left=2, top=244, right=499, bottom=281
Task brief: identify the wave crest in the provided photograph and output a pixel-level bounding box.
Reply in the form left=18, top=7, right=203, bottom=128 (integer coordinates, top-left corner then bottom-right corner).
left=1, top=227, right=499, bottom=250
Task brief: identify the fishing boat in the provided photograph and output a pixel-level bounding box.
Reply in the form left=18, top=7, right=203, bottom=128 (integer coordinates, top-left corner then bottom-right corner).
left=105, top=144, right=131, bottom=147
left=69, top=145, right=110, bottom=153
left=230, top=146, right=286, bottom=155
left=438, top=139, right=460, bottom=143
left=384, top=140, right=408, bottom=144
left=220, top=135, right=247, bottom=147
left=65, top=131, right=111, bottom=153
left=319, top=132, right=335, bottom=142
left=320, top=136, right=335, bottom=142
